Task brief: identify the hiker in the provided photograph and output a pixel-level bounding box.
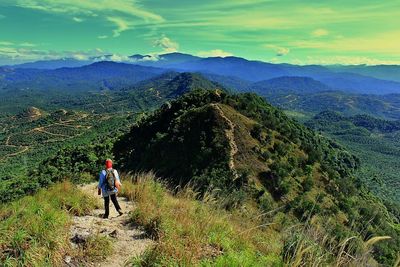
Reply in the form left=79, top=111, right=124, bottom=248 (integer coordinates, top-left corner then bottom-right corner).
left=98, top=159, right=123, bottom=219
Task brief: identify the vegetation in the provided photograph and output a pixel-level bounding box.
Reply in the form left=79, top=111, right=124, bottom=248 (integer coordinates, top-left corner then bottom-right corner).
left=119, top=173, right=398, bottom=266
left=114, top=89, right=399, bottom=265
left=0, top=181, right=107, bottom=266
left=0, top=107, right=135, bottom=202
left=266, top=91, right=400, bottom=121
left=307, top=111, right=400, bottom=203
left=1, top=71, right=399, bottom=266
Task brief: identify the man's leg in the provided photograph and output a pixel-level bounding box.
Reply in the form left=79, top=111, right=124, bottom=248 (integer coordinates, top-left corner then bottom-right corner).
left=103, top=195, right=110, bottom=218
left=110, top=193, right=123, bottom=215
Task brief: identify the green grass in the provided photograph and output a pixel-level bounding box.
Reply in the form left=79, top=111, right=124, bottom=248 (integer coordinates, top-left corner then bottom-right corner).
left=0, top=181, right=99, bottom=266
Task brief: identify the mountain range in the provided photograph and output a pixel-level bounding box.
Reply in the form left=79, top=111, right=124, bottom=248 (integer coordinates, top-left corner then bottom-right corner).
left=3, top=52, right=400, bottom=95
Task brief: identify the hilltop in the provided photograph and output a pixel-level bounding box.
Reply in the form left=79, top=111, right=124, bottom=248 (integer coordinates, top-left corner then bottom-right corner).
left=114, top=89, right=399, bottom=265
left=18, top=106, right=44, bottom=120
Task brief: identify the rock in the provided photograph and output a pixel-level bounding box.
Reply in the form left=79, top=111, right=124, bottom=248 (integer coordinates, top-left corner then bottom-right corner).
left=109, top=230, right=118, bottom=238
left=64, top=256, right=72, bottom=263
left=71, top=234, right=87, bottom=245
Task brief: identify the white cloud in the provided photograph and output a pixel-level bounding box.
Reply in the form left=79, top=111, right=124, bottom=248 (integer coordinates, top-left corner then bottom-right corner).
left=106, top=16, right=131, bottom=37
left=312, top=28, right=329, bottom=37
left=197, top=49, right=233, bottom=57
left=276, top=47, right=290, bottom=56
left=14, top=0, right=164, bottom=37
left=20, top=42, right=36, bottom=47
left=0, top=47, right=106, bottom=65
left=153, top=35, right=179, bottom=53
left=0, top=14, right=5, bottom=19
left=0, top=41, right=14, bottom=46
left=97, top=35, right=108, bottom=39
left=15, top=0, right=163, bottom=21
left=265, top=44, right=290, bottom=56
left=72, top=17, right=83, bottom=22
left=0, top=41, right=37, bottom=47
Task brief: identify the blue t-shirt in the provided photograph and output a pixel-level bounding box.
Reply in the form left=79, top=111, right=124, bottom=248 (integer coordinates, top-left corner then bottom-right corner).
left=98, top=169, right=121, bottom=197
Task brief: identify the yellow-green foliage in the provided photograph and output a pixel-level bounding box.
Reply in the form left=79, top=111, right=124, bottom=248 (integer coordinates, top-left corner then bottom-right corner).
left=0, top=181, right=97, bottom=266
left=121, top=173, right=282, bottom=267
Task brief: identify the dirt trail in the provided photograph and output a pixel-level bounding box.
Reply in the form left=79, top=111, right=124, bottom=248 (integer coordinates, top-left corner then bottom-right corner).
left=211, top=103, right=239, bottom=180
left=66, top=183, right=153, bottom=267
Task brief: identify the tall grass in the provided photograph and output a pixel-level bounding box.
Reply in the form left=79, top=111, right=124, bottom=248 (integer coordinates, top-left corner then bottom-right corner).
left=120, top=172, right=394, bottom=267
left=0, top=181, right=97, bottom=266
left=282, top=217, right=392, bottom=267
left=120, top=172, right=282, bottom=266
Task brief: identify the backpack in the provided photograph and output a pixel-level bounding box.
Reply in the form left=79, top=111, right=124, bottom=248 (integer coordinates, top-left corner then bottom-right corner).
left=105, top=169, right=116, bottom=191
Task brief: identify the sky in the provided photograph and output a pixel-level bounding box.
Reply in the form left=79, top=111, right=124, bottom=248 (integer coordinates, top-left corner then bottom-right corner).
left=0, top=0, right=399, bottom=65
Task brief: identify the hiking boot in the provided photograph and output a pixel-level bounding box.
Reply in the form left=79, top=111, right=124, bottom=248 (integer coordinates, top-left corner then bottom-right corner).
left=117, top=210, right=124, bottom=216
left=103, top=214, right=109, bottom=219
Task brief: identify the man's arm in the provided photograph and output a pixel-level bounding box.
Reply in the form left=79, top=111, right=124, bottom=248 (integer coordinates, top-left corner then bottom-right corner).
left=114, top=170, right=121, bottom=191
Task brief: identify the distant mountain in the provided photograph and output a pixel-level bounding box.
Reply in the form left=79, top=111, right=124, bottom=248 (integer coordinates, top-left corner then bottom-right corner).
left=250, top=76, right=333, bottom=95
left=313, top=71, right=400, bottom=95
left=3, top=53, right=400, bottom=95
left=158, top=52, right=201, bottom=64
left=327, top=65, right=400, bottom=83
left=0, top=61, right=165, bottom=92
left=268, top=91, right=400, bottom=120
left=5, top=58, right=92, bottom=69
left=130, top=52, right=201, bottom=67
left=308, top=110, right=400, bottom=133
left=167, top=56, right=400, bottom=94
left=125, top=72, right=223, bottom=102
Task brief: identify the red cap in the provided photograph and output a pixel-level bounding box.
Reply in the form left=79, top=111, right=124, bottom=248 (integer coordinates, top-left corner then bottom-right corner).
left=105, top=159, right=112, bottom=169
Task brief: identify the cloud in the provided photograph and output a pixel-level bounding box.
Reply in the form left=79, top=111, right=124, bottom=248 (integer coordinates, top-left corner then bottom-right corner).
left=0, top=46, right=105, bottom=65
left=197, top=49, right=233, bottom=57
left=153, top=36, right=179, bottom=53
left=302, top=56, right=400, bottom=65
left=72, top=17, right=83, bottom=22
left=20, top=42, right=36, bottom=47
left=312, top=28, right=329, bottom=37
left=0, top=41, right=14, bottom=46
left=15, top=0, right=164, bottom=21
left=276, top=47, right=290, bottom=56
left=265, top=44, right=290, bottom=56
left=13, top=0, right=164, bottom=37
left=0, top=41, right=37, bottom=47
left=106, top=17, right=131, bottom=37
left=97, top=35, right=108, bottom=39
left=292, top=30, right=400, bottom=54
left=0, top=14, right=5, bottom=19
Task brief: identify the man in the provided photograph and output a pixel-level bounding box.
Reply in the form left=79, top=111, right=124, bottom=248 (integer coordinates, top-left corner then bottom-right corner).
left=98, top=159, right=123, bottom=219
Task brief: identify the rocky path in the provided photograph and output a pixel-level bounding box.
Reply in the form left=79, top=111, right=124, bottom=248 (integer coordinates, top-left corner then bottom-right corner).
left=66, top=183, right=153, bottom=267
left=211, top=103, right=239, bottom=180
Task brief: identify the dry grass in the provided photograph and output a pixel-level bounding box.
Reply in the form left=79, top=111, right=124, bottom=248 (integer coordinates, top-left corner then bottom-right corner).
left=283, top=216, right=392, bottom=267
left=121, top=172, right=282, bottom=266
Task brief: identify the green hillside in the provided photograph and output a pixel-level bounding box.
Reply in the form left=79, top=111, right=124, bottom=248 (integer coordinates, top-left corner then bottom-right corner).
left=307, top=111, right=400, bottom=204
left=114, top=89, right=399, bottom=265
left=268, top=91, right=400, bottom=121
